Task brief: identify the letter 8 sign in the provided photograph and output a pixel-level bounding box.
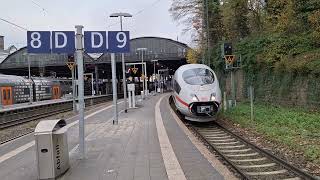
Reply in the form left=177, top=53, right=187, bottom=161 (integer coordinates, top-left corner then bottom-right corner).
left=27, top=31, right=51, bottom=53
left=27, top=31, right=75, bottom=53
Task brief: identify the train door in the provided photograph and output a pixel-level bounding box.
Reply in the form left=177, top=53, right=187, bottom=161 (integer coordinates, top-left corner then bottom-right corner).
left=1, top=87, right=13, bottom=105
left=52, top=86, right=60, bottom=99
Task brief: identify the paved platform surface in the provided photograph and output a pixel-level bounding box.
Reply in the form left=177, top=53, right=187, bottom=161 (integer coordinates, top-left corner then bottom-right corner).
left=0, top=94, right=234, bottom=180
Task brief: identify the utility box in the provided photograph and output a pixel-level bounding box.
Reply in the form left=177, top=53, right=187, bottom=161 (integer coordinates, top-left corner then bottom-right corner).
left=127, top=84, right=136, bottom=108
left=127, top=83, right=135, bottom=92
left=34, top=119, right=69, bottom=180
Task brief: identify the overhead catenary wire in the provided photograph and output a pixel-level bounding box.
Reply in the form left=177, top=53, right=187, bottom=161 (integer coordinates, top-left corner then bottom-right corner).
left=134, top=0, right=162, bottom=16
left=0, top=18, right=28, bottom=31
left=2, top=0, right=164, bottom=32
left=30, top=0, right=48, bottom=15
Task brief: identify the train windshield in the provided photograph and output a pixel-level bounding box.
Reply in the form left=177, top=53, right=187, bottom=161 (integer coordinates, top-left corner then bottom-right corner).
left=182, top=68, right=215, bottom=85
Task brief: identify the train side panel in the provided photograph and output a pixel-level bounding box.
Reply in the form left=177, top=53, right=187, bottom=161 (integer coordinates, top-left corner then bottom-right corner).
left=0, top=74, right=71, bottom=106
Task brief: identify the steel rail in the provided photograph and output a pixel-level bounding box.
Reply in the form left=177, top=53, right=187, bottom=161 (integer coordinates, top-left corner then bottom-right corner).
left=0, top=94, right=122, bottom=130
left=214, top=122, right=316, bottom=180
left=0, top=94, right=124, bottom=145
left=169, top=96, right=316, bottom=180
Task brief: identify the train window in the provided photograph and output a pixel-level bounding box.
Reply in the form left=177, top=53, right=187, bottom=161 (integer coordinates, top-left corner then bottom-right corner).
left=24, top=88, right=30, bottom=95
left=3, top=90, right=6, bottom=100
left=174, top=80, right=181, bottom=94
left=7, top=90, right=10, bottom=99
left=182, top=68, right=215, bottom=85
left=45, top=87, right=50, bottom=93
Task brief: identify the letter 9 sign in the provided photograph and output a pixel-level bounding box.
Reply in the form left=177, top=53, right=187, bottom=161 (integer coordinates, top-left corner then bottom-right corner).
left=108, top=31, right=130, bottom=53
left=84, top=31, right=130, bottom=53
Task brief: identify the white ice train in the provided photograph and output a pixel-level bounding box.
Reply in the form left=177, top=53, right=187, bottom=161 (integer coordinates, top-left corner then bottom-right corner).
left=172, top=64, right=222, bottom=122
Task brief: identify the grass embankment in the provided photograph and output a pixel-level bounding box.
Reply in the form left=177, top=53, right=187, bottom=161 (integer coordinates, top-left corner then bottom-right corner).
left=222, top=102, right=320, bottom=164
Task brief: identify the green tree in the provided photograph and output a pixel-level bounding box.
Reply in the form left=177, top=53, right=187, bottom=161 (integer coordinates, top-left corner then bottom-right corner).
left=170, top=0, right=203, bottom=41
left=248, top=0, right=267, bottom=34
left=233, top=0, right=250, bottom=38
left=267, top=0, right=301, bottom=33
left=207, top=0, right=224, bottom=45
left=308, top=10, right=320, bottom=46
left=187, top=48, right=201, bottom=63
left=221, top=0, right=250, bottom=40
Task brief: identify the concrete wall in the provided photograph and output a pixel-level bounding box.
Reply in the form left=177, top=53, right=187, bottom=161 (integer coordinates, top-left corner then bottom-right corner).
left=224, top=70, right=245, bottom=101
left=222, top=69, right=319, bottom=108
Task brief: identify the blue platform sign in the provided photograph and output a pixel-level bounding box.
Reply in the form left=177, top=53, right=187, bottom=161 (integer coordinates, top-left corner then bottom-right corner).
left=27, top=31, right=51, bottom=53
left=84, top=31, right=130, bottom=53
left=108, top=31, right=130, bottom=53
left=52, top=31, right=75, bottom=53
left=27, top=30, right=130, bottom=53
left=84, top=31, right=107, bottom=53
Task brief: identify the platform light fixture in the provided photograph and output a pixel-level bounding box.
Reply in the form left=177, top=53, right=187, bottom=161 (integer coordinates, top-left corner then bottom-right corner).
left=109, top=12, right=133, bottom=113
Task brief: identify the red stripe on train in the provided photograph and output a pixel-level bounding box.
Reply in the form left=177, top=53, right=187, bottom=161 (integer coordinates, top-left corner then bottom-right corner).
left=175, top=95, right=189, bottom=107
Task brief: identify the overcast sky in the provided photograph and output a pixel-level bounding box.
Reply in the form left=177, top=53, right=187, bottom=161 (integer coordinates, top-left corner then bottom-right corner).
left=0, top=0, right=192, bottom=49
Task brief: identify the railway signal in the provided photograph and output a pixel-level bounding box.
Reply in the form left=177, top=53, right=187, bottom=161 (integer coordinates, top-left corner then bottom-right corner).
left=67, top=62, right=75, bottom=70
left=224, top=55, right=236, bottom=65
left=224, top=43, right=232, bottom=55
left=221, top=42, right=240, bottom=109
left=132, top=67, right=138, bottom=74
left=67, top=55, right=76, bottom=113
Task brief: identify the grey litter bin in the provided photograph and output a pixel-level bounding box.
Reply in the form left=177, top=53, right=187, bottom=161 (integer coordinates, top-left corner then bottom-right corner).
left=34, top=119, right=69, bottom=180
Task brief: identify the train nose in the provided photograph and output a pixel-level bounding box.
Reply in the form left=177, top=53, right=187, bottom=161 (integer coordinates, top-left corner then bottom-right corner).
left=189, top=101, right=219, bottom=116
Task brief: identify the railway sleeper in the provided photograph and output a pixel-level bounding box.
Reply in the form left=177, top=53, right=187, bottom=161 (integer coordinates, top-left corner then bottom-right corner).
left=216, top=145, right=246, bottom=149
left=220, top=148, right=252, bottom=153
left=245, top=169, right=288, bottom=176
left=225, top=152, right=259, bottom=157
left=238, top=163, right=277, bottom=169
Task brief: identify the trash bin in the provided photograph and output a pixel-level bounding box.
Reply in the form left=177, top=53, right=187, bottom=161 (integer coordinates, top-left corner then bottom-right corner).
left=34, top=119, right=69, bottom=180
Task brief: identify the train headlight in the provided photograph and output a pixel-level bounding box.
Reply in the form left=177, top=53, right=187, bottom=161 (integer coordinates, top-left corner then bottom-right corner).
left=210, top=94, right=216, bottom=101
left=191, top=94, right=199, bottom=101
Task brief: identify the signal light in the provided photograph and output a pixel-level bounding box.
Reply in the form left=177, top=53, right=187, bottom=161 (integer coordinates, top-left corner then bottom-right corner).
left=68, top=55, right=74, bottom=62
left=224, top=43, right=232, bottom=55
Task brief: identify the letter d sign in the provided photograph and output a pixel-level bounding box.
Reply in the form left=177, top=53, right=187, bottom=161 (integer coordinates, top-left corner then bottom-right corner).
left=84, top=31, right=107, bottom=53
left=52, top=31, right=75, bottom=53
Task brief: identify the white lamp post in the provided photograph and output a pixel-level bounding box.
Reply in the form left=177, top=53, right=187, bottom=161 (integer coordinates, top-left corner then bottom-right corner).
left=110, top=12, right=132, bottom=113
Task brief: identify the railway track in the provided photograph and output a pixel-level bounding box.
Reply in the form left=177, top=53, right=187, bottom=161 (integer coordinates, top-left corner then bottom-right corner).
left=169, top=96, right=317, bottom=180
left=0, top=104, right=73, bottom=129
left=0, top=94, right=121, bottom=130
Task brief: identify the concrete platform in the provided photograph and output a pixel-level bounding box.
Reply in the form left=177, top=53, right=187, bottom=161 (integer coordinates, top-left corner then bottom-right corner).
left=0, top=94, right=236, bottom=180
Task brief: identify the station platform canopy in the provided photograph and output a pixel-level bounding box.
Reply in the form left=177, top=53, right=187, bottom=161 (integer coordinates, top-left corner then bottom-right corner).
left=0, top=47, right=94, bottom=69
left=94, top=37, right=188, bottom=64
